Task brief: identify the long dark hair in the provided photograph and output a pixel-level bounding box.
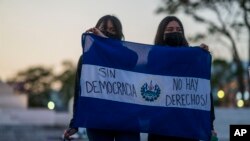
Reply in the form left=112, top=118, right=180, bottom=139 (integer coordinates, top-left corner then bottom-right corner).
left=95, top=15, right=124, bottom=40
left=154, top=16, right=188, bottom=46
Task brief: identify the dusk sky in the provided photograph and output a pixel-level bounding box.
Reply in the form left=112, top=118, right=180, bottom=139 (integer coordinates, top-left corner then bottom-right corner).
left=0, top=0, right=247, bottom=81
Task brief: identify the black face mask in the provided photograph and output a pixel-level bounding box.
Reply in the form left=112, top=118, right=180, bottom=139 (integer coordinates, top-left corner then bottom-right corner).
left=163, top=32, right=187, bottom=47
left=101, top=30, right=120, bottom=40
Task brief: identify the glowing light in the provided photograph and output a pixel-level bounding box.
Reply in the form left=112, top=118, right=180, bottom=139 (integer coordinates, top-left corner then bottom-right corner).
left=236, top=92, right=242, bottom=100
left=217, top=90, right=225, bottom=99
left=244, top=91, right=250, bottom=100
left=47, top=101, right=55, bottom=110
left=237, top=100, right=244, bottom=108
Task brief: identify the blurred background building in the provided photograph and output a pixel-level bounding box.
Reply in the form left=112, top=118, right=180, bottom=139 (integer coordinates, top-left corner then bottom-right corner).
left=0, top=80, right=27, bottom=109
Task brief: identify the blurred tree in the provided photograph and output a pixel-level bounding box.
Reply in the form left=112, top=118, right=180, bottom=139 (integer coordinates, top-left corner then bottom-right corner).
left=7, top=66, right=54, bottom=107
left=240, top=0, right=250, bottom=65
left=212, top=59, right=232, bottom=89
left=55, top=60, right=76, bottom=109
left=211, top=59, right=231, bottom=106
left=7, top=61, right=77, bottom=109
left=156, top=0, right=249, bottom=93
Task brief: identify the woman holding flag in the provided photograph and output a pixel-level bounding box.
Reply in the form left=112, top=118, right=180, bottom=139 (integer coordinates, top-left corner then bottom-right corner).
left=147, top=16, right=217, bottom=141
left=63, top=15, right=140, bottom=141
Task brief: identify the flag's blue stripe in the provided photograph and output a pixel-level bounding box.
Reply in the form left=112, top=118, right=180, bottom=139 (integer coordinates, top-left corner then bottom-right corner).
left=74, top=97, right=211, bottom=141
left=82, top=33, right=211, bottom=79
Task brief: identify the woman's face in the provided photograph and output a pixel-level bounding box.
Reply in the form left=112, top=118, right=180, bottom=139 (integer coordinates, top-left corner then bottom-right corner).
left=162, top=20, right=187, bottom=46
left=98, top=20, right=117, bottom=35
left=164, top=21, right=182, bottom=34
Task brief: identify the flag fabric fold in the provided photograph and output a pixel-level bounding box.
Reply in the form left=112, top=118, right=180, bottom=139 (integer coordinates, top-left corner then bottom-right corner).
left=74, top=33, right=212, bottom=140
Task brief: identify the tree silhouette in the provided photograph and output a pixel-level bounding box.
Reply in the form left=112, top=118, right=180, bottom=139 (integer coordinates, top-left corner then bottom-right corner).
left=7, top=60, right=77, bottom=109
left=7, top=66, right=54, bottom=107
left=156, top=0, right=249, bottom=93
left=54, top=60, right=76, bottom=109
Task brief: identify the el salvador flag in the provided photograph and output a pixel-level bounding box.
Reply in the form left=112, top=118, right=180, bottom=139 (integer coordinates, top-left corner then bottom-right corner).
left=73, top=33, right=212, bottom=141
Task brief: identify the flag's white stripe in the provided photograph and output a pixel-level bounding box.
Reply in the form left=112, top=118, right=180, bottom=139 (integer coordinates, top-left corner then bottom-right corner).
left=80, top=64, right=211, bottom=111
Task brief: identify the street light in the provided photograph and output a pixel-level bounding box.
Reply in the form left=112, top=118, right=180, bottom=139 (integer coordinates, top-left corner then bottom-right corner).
left=217, top=90, right=225, bottom=99
left=47, top=101, right=55, bottom=110
left=244, top=91, right=250, bottom=100
left=237, top=100, right=244, bottom=108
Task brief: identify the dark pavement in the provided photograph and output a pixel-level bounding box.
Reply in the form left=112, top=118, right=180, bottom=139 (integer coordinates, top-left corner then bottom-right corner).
left=0, top=125, right=86, bottom=141
left=1, top=108, right=250, bottom=141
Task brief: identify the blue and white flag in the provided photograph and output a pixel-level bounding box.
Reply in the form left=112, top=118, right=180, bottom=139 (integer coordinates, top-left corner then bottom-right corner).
left=74, top=33, right=212, bottom=140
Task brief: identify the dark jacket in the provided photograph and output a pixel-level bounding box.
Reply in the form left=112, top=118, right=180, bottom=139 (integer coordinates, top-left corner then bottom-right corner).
left=69, top=56, right=82, bottom=129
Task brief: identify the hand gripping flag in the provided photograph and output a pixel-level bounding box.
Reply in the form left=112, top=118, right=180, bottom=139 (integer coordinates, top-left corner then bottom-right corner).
left=74, top=33, right=212, bottom=140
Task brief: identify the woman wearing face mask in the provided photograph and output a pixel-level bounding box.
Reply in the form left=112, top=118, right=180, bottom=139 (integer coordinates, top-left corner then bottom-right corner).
left=154, top=16, right=209, bottom=50
left=147, top=16, right=216, bottom=141
left=63, top=15, right=140, bottom=141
